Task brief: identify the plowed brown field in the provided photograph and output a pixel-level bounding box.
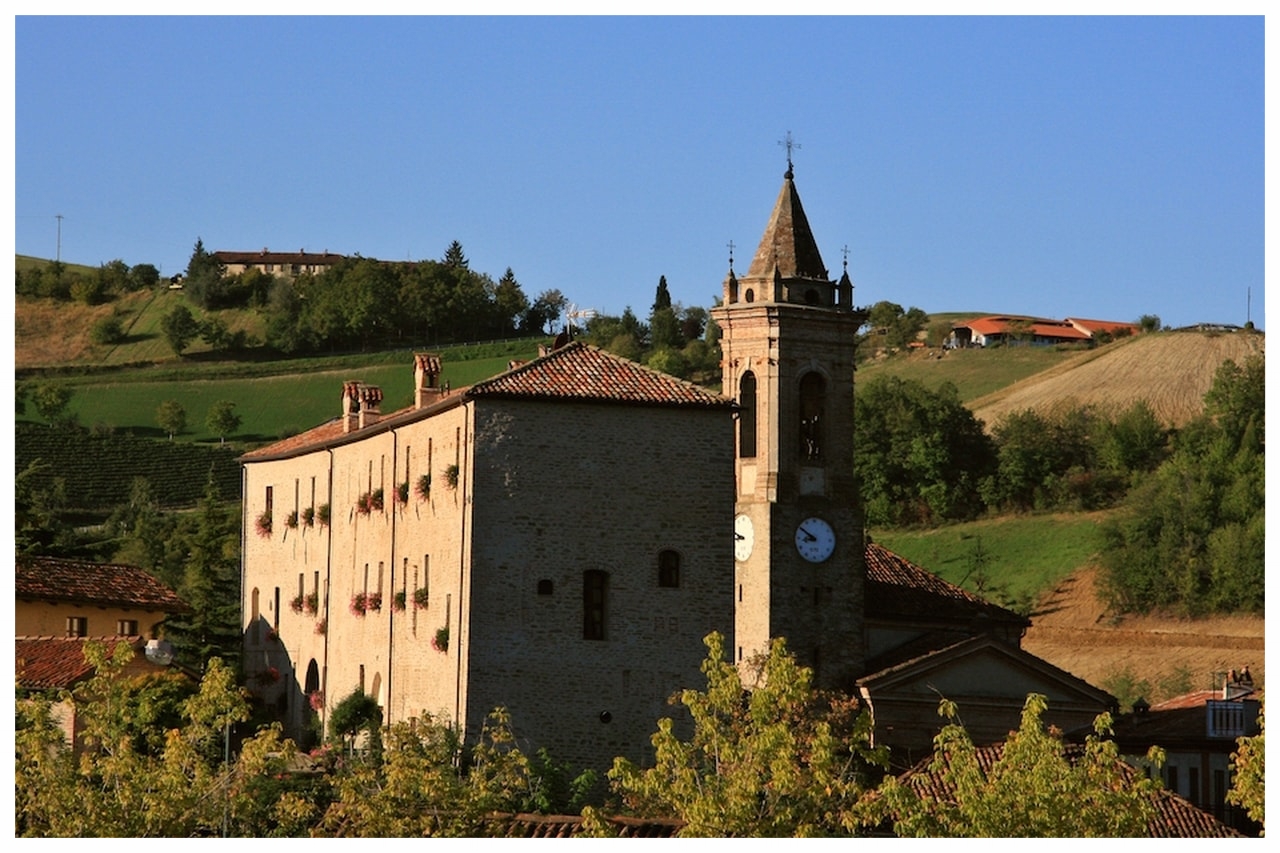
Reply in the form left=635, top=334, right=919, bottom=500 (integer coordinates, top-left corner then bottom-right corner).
left=1022, top=566, right=1265, bottom=700
left=969, top=330, right=1264, bottom=430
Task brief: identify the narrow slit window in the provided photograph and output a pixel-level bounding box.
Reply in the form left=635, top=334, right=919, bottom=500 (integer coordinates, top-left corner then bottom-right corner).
left=738, top=371, right=757, bottom=459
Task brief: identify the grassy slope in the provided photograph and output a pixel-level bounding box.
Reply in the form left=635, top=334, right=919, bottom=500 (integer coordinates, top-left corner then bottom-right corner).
left=871, top=513, right=1108, bottom=614
left=857, top=344, right=1085, bottom=403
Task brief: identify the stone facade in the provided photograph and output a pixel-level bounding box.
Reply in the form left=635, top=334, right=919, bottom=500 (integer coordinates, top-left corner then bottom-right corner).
left=241, top=345, right=735, bottom=772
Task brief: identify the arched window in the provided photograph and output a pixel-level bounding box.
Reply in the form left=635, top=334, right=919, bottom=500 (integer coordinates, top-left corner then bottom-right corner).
left=658, top=550, right=680, bottom=588
left=799, top=372, right=826, bottom=462
left=583, top=570, right=608, bottom=640
left=738, top=371, right=757, bottom=459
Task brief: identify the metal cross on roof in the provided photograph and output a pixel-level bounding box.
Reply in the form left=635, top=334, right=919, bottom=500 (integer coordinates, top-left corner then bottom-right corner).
left=779, top=131, right=801, bottom=173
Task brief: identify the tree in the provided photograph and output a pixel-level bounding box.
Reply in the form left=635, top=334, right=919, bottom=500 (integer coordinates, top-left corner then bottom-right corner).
left=493, top=267, right=529, bottom=337
left=318, top=708, right=593, bottom=836
left=855, top=376, right=996, bottom=526
left=651, top=275, right=672, bottom=312
left=31, top=381, right=73, bottom=426
left=865, top=694, right=1163, bottom=837
left=161, top=304, right=201, bottom=355
left=162, top=472, right=243, bottom=668
left=523, top=288, right=567, bottom=336
left=129, top=262, right=161, bottom=291
left=1137, top=314, right=1162, bottom=333
left=90, top=315, right=126, bottom=345
left=1226, top=695, right=1264, bottom=831
left=206, top=400, right=242, bottom=444
left=156, top=400, right=187, bottom=441
left=609, top=632, right=885, bottom=837
left=443, top=240, right=469, bottom=269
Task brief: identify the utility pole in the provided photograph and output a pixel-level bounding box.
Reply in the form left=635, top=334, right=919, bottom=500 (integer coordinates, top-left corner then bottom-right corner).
left=55, top=214, right=63, bottom=263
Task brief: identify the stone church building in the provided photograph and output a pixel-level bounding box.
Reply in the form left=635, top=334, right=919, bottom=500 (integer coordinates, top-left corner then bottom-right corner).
left=240, top=165, right=1114, bottom=773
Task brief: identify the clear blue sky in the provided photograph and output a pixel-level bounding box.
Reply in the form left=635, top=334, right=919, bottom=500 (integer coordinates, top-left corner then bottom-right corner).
left=12, top=13, right=1267, bottom=330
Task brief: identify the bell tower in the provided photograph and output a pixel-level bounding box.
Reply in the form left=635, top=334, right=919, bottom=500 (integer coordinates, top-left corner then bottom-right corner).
left=711, top=159, right=868, bottom=689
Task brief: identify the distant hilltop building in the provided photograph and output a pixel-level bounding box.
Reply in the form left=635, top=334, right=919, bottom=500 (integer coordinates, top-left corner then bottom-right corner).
left=213, top=248, right=345, bottom=279
left=949, top=315, right=1141, bottom=348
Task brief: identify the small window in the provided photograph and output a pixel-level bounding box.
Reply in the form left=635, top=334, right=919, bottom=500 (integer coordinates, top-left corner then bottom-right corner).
left=537, top=579, right=554, bottom=595
left=743, top=288, right=755, bottom=303
left=799, top=372, right=825, bottom=461
left=583, top=570, right=607, bottom=641
left=66, top=616, right=87, bottom=638
left=116, top=619, right=138, bottom=635
left=658, top=550, right=680, bottom=588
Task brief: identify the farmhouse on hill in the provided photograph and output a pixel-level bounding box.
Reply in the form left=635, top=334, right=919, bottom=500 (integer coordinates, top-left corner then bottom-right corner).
left=213, top=248, right=346, bottom=280
left=950, top=315, right=1140, bottom=348
left=239, top=164, right=1118, bottom=775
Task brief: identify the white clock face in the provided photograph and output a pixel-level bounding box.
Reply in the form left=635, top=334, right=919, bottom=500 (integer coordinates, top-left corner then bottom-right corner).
left=795, top=517, right=836, bottom=563
left=734, top=514, right=754, bottom=562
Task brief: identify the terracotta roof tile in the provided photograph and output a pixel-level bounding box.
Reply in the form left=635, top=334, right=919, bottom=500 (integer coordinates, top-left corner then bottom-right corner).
left=898, top=741, right=1244, bottom=837
left=865, top=543, right=1028, bottom=629
left=16, top=636, right=141, bottom=690
left=16, top=556, right=191, bottom=613
left=466, top=342, right=733, bottom=409
left=489, top=812, right=685, bottom=838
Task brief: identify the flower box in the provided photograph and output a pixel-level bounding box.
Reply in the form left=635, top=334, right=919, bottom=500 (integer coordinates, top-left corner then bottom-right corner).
left=415, top=473, right=431, bottom=501
left=302, top=506, right=316, bottom=527
left=432, top=625, right=449, bottom=653
left=317, top=503, right=331, bottom=527
left=444, top=465, right=460, bottom=490
left=395, top=481, right=410, bottom=505
left=285, top=510, right=299, bottom=529
left=255, top=510, right=273, bottom=538
left=413, top=587, right=429, bottom=610
left=392, top=590, right=406, bottom=612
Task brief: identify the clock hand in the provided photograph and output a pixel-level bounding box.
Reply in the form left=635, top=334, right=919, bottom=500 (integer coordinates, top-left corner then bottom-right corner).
left=799, top=528, right=817, bottom=541
left=735, top=532, right=745, bottom=540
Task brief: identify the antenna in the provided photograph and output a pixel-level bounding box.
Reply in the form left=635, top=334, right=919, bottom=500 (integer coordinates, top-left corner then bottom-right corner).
left=563, top=304, right=598, bottom=338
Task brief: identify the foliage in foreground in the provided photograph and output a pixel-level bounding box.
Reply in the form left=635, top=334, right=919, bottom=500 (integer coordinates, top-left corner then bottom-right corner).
left=608, top=632, right=886, bottom=837
left=866, top=693, right=1165, bottom=837
left=15, top=644, right=305, bottom=837
left=1227, top=694, right=1265, bottom=833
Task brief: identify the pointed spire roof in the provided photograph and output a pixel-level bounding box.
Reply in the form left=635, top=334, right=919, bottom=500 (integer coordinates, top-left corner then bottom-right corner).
left=744, top=167, right=828, bottom=281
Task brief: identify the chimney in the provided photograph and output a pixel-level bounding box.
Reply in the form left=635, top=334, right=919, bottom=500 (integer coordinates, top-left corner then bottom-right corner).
left=414, top=353, right=444, bottom=408
left=341, top=381, right=361, bottom=433
left=358, top=385, right=383, bottom=429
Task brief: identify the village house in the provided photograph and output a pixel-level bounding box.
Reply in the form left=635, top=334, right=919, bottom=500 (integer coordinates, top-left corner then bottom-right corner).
left=213, top=248, right=345, bottom=279
left=240, top=164, right=1118, bottom=775
left=1107, top=669, right=1262, bottom=835
left=15, top=555, right=191, bottom=747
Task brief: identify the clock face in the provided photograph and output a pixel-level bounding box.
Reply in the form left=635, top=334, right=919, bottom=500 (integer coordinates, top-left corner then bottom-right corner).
left=794, top=517, right=836, bottom=563
left=734, top=514, right=754, bottom=562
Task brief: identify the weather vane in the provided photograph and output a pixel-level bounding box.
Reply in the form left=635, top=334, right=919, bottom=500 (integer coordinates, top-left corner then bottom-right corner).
left=779, top=131, right=801, bottom=174
left=842, top=244, right=850, bottom=273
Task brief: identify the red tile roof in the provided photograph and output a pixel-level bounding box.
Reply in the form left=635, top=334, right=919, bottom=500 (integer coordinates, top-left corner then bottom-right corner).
left=243, top=344, right=730, bottom=462
left=467, top=342, right=733, bottom=409
left=865, top=543, right=1029, bottom=629
left=16, top=556, right=191, bottom=613
left=897, top=741, right=1244, bottom=837
left=1066, top=317, right=1142, bottom=337
left=489, top=812, right=685, bottom=838
left=957, top=316, right=1092, bottom=341
left=16, top=636, right=144, bottom=690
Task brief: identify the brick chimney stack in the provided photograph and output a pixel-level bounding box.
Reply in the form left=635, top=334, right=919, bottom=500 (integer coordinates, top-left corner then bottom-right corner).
left=414, top=353, right=444, bottom=408
left=357, top=385, right=383, bottom=429
left=341, top=381, right=361, bottom=433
